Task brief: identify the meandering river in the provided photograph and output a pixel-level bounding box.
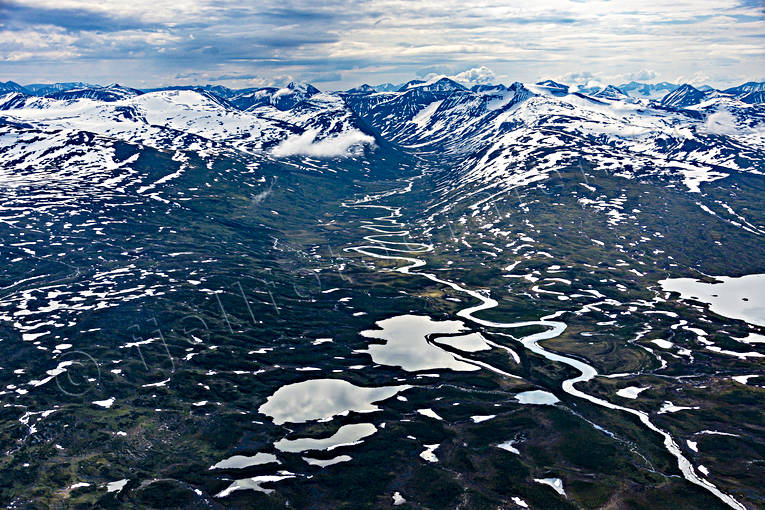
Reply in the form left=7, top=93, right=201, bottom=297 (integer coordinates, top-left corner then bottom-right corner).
left=344, top=180, right=745, bottom=510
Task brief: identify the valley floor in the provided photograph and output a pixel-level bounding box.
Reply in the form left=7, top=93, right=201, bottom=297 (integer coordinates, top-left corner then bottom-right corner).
left=0, top=135, right=763, bottom=510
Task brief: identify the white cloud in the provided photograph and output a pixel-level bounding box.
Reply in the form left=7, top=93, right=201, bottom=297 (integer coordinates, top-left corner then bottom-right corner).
left=452, top=66, right=496, bottom=84
left=271, top=129, right=375, bottom=158
left=557, top=71, right=597, bottom=85
left=702, top=110, right=741, bottom=136
left=556, top=69, right=666, bottom=87
left=619, top=70, right=658, bottom=82
left=421, top=66, right=497, bottom=86
left=171, top=71, right=287, bottom=88
left=674, top=71, right=713, bottom=86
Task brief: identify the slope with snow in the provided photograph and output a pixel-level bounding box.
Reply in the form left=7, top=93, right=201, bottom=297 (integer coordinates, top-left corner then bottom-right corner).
left=660, top=84, right=708, bottom=108
left=0, top=83, right=376, bottom=175
left=346, top=79, right=765, bottom=198
left=2, top=78, right=764, bottom=202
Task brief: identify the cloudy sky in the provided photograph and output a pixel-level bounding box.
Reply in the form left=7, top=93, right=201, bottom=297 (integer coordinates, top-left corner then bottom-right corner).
left=1, top=0, right=763, bottom=90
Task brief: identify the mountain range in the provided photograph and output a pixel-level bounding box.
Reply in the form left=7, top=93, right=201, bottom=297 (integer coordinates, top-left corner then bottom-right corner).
left=2, top=75, right=764, bottom=207
left=3, top=78, right=764, bottom=104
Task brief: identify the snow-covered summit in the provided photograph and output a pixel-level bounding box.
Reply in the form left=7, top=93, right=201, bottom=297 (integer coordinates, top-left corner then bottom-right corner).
left=46, top=84, right=144, bottom=102
left=398, top=77, right=466, bottom=93
left=345, top=84, right=376, bottom=94
left=618, top=81, right=678, bottom=99
left=535, top=80, right=569, bottom=95
left=660, top=84, right=707, bottom=108
left=593, top=85, right=629, bottom=100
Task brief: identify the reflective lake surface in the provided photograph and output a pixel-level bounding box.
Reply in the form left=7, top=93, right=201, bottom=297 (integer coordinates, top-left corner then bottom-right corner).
left=274, top=423, right=377, bottom=452
left=258, top=378, right=410, bottom=424
left=659, top=274, right=765, bottom=327
left=359, top=314, right=478, bottom=371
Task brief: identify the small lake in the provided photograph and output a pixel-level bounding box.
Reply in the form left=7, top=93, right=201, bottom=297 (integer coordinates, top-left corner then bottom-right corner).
left=359, top=314, right=479, bottom=371
left=659, top=274, right=765, bottom=327
left=258, top=378, right=410, bottom=424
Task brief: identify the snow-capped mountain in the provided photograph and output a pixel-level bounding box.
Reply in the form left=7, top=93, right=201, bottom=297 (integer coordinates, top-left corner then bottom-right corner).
left=344, top=81, right=534, bottom=151
left=398, top=77, right=466, bottom=92
left=575, top=81, right=683, bottom=101
left=471, top=83, right=509, bottom=93
left=46, top=84, right=144, bottom=102
left=593, top=84, right=630, bottom=100
left=660, top=84, right=708, bottom=108
left=719, top=81, right=765, bottom=104
left=142, top=84, right=237, bottom=98
left=344, top=78, right=765, bottom=198
left=739, top=90, right=765, bottom=104
left=0, top=83, right=377, bottom=189
left=534, top=80, right=569, bottom=96
left=268, top=82, right=321, bottom=110
left=23, top=81, right=98, bottom=95
left=618, top=81, right=679, bottom=99
left=724, top=81, right=765, bottom=96
left=228, top=87, right=279, bottom=110
left=0, top=81, right=28, bottom=94
left=228, top=82, right=321, bottom=111
left=370, top=82, right=402, bottom=92
left=345, top=84, right=376, bottom=95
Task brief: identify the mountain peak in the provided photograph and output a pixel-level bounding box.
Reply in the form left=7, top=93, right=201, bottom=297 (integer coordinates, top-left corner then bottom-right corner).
left=471, top=83, right=507, bottom=92
left=660, top=83, right=707, bottom=108
left=397, top=79, right=426, bottom=92
left=617, top=81, right=679, bottom=99
left=398, top=77, right=466, bottom=93
left=286, top=81, right=320, bottom=95
left=45, top=83, right=143, bottom=102
left=536, top=79, right=568, bottom=91
left=429, top=77, right=466, bottom=90
left=260, top=82, right=321, bottom=110
left=723, top=81, right=765, bottom=97
left=346, top=84, right=376, bottom=94
left=0, top=81, right=29, bottom=94
left=594, top=85, right=628, bottom=99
